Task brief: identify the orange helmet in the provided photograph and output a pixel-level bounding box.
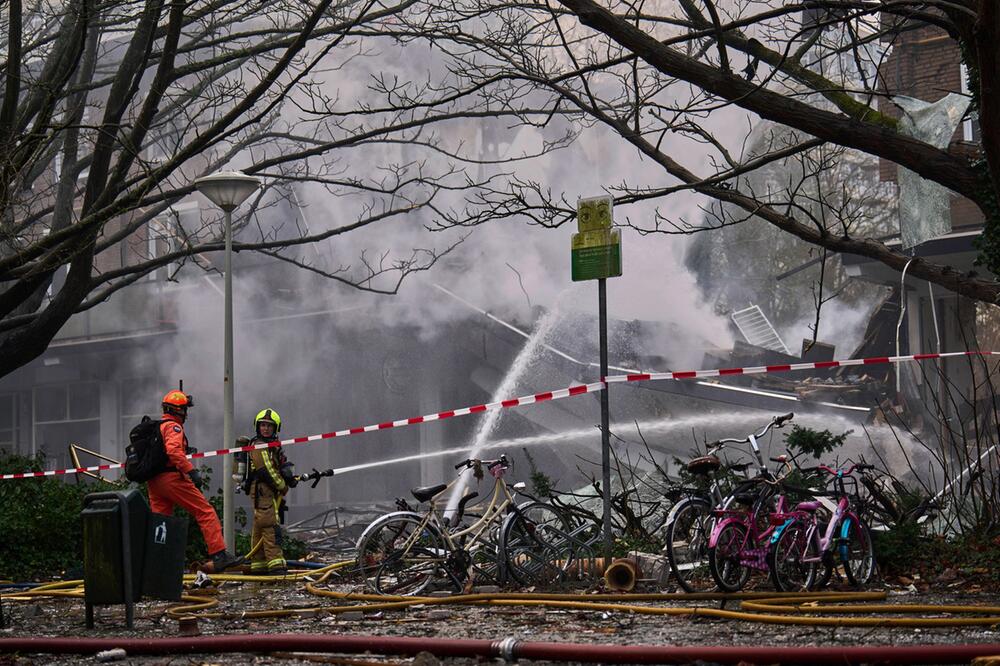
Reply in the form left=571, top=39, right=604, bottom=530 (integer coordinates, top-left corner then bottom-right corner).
left=162, top=390, right=194, bottom=409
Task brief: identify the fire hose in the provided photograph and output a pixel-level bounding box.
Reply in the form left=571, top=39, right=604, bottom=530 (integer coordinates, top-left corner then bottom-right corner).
left=8, top=581, right=1000, bottom=663
left=1, top=633, right=1000, bottom=664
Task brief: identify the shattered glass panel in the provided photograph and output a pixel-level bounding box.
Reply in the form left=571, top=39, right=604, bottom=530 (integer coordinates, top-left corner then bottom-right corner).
left=893, top=93, right=971, bottom=249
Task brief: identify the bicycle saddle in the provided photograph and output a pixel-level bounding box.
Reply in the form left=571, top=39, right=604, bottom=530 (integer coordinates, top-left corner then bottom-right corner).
left=794, top=500, right=822, bottom=512
left=686, top=455, right=721, bottom=476
left=411, top=483, right=447, bottom=502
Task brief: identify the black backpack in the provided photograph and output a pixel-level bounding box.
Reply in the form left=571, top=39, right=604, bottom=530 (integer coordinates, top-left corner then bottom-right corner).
left=124, top=416, right=168, bottom=483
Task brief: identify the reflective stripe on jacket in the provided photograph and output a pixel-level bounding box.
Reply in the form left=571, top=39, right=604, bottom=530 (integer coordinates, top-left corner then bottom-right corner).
left=249, top=438, right=286, bottom=492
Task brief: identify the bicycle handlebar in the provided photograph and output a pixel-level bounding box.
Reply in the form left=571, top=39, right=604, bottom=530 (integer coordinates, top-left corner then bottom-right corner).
left=815, top=462, right=874, bottom=477
left=710, top=413, right=796, bottom=449
left=454, top=454, right=510, bottom=470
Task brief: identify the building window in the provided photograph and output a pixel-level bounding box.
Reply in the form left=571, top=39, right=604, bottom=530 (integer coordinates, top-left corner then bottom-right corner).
left=0, top=393, right=16, bottom=454
left=119, top=377, right=162, bottom=440
left=147, top=202, right=198, bottom=281
left=148, top=218, right=172, bottom=281
left=960, top=63, right=981, bottom=143
left=33, top=382, right=101, bottom=470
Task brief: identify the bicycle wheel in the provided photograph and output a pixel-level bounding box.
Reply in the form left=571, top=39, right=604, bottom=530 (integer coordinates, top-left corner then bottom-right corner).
left=839, top=514, right=875, bottom=589
left=365, top=515, right=448, bottom=596
left=767, top=519, right=819, bottom=592
left=664, top=498, right=716, bottom=592
left=501, top=502, right=572, bottom=586
left=708, top=520, right=752, bottom=592
left=355, top=511, right=424, bottom=581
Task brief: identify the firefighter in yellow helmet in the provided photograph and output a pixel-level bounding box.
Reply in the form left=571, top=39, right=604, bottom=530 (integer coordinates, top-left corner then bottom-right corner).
left=243, top=408, right=294, bottom=574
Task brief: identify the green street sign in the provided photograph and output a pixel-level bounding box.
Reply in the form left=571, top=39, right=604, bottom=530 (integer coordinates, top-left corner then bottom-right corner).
left=572, top=229, right=622, bottom=281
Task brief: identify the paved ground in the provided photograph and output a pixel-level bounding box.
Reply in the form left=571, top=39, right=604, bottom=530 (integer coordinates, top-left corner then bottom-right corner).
left=4, top=575, right=1000, bottom=665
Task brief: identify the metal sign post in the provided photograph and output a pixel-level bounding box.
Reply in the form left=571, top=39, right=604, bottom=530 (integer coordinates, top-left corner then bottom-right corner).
left=597, top=277, right=612, bottom=561
left=571, top=196, right=622, bottom=562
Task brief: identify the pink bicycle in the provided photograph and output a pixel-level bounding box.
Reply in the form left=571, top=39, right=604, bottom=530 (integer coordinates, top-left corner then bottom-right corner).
left=705, top=414, right=798, bottom=592
left=766, top=462, right=876, bottom=592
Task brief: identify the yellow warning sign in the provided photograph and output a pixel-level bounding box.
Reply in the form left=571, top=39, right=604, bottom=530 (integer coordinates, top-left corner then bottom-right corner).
left=577, top=196, right=613, bottom=233
left=572, top=229, right=616, bottom=250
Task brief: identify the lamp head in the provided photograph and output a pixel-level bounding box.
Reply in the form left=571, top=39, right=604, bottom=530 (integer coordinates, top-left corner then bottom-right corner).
left=193, top=171, right=261, bottom=211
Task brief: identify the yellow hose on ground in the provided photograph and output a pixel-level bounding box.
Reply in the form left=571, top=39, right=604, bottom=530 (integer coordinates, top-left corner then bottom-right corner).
left=161, top=585, right=1000, bottom=627
left=10, top=559, right=1000, bottom=629
left=0, top=557, right=354, bottom=606
left=199, top=559, right=355, bottom=583
left=162, top=593, right=221, bottom=617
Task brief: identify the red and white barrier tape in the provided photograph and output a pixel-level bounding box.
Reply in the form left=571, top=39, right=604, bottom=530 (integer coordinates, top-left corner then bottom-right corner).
left=603, top=350, right=998, bottom=383
left=3, top=350, right=996, bottom=481
left=0, top=382, right=605, bottom=480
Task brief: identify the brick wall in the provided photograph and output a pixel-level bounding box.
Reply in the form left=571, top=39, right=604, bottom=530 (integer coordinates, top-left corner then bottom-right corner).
left=93, top=213, right=151, bottom=276
left=876, top=22, right=982, bottom=227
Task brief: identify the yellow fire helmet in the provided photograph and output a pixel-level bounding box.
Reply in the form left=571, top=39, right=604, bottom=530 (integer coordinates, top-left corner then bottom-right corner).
left=254, top=408, right=281, bottom=433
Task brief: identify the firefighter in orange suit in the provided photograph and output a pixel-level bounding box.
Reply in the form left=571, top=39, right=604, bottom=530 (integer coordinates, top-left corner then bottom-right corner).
left=147, top=390, right=242, bottom=572
left=246, top=409, right=292, bottom=574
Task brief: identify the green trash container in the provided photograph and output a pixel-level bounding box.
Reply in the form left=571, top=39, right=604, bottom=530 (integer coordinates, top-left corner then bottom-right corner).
left=82, top=490, right=191, bottom=628
left=81, top=490, right=148, bottom=628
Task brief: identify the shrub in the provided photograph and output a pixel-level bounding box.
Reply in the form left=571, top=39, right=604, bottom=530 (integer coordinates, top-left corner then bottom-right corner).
left=0, top=452, right=117, bottom=581
left=872, top=524, right=1000, bottom=585
left=784, top=425, right=852, bottom=460
left=0, top=455, right=275, bottom=580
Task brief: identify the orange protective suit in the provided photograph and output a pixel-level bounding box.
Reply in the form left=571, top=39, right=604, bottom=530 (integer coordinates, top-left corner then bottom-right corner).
left=146, top=413, right=226, bottom=555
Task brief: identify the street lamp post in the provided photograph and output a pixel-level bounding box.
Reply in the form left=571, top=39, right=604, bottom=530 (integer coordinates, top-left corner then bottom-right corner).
left=193, top=170, right=261, bottom=553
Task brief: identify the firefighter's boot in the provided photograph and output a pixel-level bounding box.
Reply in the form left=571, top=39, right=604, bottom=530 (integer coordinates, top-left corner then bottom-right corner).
left=210, top=550, right=244, bottom=572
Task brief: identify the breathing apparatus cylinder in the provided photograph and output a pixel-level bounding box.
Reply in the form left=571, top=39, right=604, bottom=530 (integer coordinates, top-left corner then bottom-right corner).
left=234, top=455, right=247, bottom=486
left=232, top=436, right=251, bottom=493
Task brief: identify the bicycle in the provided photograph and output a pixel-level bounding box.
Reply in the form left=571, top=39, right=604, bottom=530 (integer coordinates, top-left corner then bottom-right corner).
left=661, top=448, right=752, bottom=592
left=766, top=462, right=877, bottom=592
left=355, top=455, right=568, bottom=595
left=703, top=413, right=803, bottom=592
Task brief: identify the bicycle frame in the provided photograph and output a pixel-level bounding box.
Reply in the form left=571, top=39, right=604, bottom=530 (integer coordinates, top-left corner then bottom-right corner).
left=431, top=472, right=518, bottom=548
left=704, top=413, right=796, bottom=576
left=709, top=488, right=790, bottom=570
left=374, top=461, right=521, bottom=584
left=769, top=464, right=868, bottom=567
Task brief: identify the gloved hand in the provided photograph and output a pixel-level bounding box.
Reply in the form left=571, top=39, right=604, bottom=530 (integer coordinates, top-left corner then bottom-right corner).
left=188, top=468, right=203, bottom=488
left=280, top=463, right=297, bottom=488
left=236, top=436, right=250, bottom=447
